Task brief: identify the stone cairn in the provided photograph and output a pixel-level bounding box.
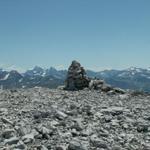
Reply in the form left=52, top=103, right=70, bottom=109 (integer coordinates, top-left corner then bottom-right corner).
left=65, top=60, right=90, bottom=90
left=65, top=60, right=126, bottom=94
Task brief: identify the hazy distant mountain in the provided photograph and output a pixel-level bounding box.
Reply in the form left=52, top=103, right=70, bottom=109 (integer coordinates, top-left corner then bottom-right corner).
left=0, top=67, right=66, bottom=89
left=87, top=67, right=150, bottom=92
left=24, top=66, right=45, bottom=77
left=0, top=66, right=150, bottom=92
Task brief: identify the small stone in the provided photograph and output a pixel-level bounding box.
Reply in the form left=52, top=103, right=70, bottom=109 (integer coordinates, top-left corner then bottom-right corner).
left=122, top=123, right=128, bottom=129
left=89, top=79, right=104, bottom=90
left=15, top=141, right=26, bottom=149
left=15, top=125, right=28, bottom=136
left=111, top=120, right=119, bottom=126
left=1, top=117, right=14, bottom=125
left=137, top=124, right=149, bottom=132
left=2, top=129, right=15, bottom=139
left=56, top=145, right=66, bottom=150
left=22, top=133, right=34, bottom=144
left=90, top=134, right=108, bottom=148
left=55, top=110, right=68, bottom=120
left=33, top=111, right=50, bottom=119
left=67, top=140, right=87, bottom=150
left=71, top=129, right=79, bottom=136
left=38, top=145, right=49, bottom=150
left=113, top=88, right=126, bottom=94
left=51, top=120, right=59, bottom=127
left=41, top=127, right=50, bottom=134
left=72, top=118, right=83, bottom=131
left=104, top=115, right=112, bottom=123
left=0, top=108, right=8, bottom=114
left=4, top=137, right=19, bottom=145
left=101, top=84, right=112, bottom=92
left=112, top=146, right=122, bottom=150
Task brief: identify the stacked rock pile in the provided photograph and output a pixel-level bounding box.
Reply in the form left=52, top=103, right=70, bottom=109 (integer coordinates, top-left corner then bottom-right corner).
left=65, top=61, right=125, bottom=94
left=65, top=61, right=90, bottom=90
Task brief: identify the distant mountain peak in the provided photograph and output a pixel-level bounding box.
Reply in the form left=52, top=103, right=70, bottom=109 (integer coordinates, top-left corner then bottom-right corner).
left=48, top=67, right=57, bottom=71
left=33, top=66, right=43, bottom=71
left=0, top=66, right=149, bottom=92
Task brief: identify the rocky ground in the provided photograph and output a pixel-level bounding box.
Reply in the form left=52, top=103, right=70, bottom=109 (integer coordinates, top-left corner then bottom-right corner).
left=0, top=87, right=150, bottom=150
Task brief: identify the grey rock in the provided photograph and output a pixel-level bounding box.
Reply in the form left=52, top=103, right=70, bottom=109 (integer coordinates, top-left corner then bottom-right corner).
left=137, top=124, right=149, bottom=132
left=90, top=134, right=109, bottom=149
left=56, top=145, right=66, bottom=150
left=0, top=108, right=8, bottom=115
left=4, top=137, right=19, bottom=145
left=89, top=79, right=104, bottom=90
left=72, top=118, right=84, bottom=131
left=113, top=88, right=126, bottom=94
left=22, top=133, right=34, bottom=144
left=2, top=129, right=15, bottom=139
left=1, top=117, right=14, bottom=126
left=15, top=141, right=26, bottom=149
left=33, top=111, right=50, bottom=119
left=101, top=84, right=112, bottom=92
left=15, top=125, right=28, bottom=136
left=67, top=140, right=87, bottom=150
left=37, top=126, right=52, bottom=139
left=37, top=145, right=49, bottom=150
left=101, top=107, right=124, bottom=115
left=112, top=146, right=122, bottom=150
left=55, top=110, right=68, bottom=120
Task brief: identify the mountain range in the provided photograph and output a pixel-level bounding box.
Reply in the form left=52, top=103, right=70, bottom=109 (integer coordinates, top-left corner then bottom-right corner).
left=0, top=66, right=150, bottom=92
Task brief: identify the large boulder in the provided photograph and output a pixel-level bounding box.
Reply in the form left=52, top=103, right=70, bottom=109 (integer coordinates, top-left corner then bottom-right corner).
left=65, top=61, right=90, bottom=90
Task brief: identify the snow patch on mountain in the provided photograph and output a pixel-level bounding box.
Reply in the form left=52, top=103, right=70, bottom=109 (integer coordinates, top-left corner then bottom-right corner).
left=19, top=78, right=23, bottom=82
left=0, top=73, right=10, bottom=80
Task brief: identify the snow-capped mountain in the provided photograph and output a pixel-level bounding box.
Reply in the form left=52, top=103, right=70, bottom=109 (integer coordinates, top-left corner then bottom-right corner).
left=24, top=66, right=67, bottom=78
left=0, top=66, right=66, bottom=89
left=0, top=66, right=150, bottom=92
left=86, top=67, right=150, bottom=92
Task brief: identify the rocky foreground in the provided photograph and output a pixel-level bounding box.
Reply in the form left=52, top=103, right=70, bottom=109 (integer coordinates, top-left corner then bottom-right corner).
left=0, top=87, right=150, bottom=150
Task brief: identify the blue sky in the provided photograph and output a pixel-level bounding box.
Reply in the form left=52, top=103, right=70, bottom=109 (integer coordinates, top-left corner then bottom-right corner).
left=0, top=0, right=150, bottom=71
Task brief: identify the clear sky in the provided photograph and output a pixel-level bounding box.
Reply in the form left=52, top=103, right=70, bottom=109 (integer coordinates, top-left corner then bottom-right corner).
left=0, top=0, right=150, bottom=71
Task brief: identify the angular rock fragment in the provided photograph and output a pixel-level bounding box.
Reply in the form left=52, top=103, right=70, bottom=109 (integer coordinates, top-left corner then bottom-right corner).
left=15, top=140, right=26, bottom=149
left=113, top=88, right=126, bottom=94
left=56, top=145, right=66, bottom=150
left=72, top=118, right=84, bottom=131
left=37, top=126, right=53, bottom=139
left=101, top=84, right=112, bottom=92
left=67, top=140, right=87, bottom=150
left=36, top=145, right=49, bottom=150
left=0, top=108, right=8, bottom=115
left=137, top=124, right=149, bottom=132
left=33, top=111, right=50, bottom=119
left=55, top=110, right=68, bottom=120
left=89, top=79, right=104, bottom=90
left=22, top=133, right=34, bottom=144
left=2, top=129, right=15, bottom=139
left=90, top=134, right=109, bottom=149
left=1, top=117, right=14, bottom=126
left=4, top=137, right=19, bottom=145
